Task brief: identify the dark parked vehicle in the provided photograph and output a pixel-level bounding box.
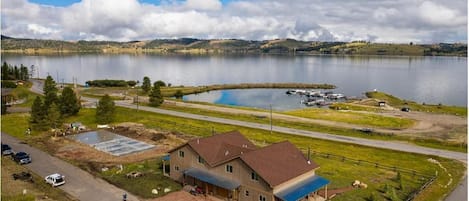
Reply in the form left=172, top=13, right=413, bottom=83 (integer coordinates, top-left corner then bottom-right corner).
left=12, top=152, right=31, bottom=164
left=401, top=107, right=411, bottom=112
left=12, top=171, right=33, bottom=182
left=1, top=144, right=13, bottom=156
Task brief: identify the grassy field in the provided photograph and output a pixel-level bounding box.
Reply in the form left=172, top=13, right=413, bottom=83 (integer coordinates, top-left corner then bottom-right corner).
left=1, top=156, right=76, bottom=201
left=1, top=106, right=465, bottom=201
left=158, top=103, right=466, bottom=153
left=366, top=91, right=467, bottom=116
left=99, top=159, right=181, bottom=199
left=284, top=108, right=415, bottom=129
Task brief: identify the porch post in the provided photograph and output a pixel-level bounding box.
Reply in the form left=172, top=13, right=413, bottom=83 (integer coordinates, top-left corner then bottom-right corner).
left=162, top=160, right=166, bottom=176
left=325, top=185, right=328, bottom=200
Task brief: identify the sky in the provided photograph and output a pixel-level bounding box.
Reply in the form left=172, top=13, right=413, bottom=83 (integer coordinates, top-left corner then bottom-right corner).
left=1, top=0, right=467, bottom=43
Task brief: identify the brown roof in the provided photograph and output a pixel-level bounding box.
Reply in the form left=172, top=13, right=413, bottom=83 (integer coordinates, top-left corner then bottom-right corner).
left=240, top=141, right=319, bottom=187
left=187, top=131, right=256, bottom=167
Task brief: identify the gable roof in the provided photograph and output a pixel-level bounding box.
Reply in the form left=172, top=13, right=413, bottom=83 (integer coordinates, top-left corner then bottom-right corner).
left=186, top=130, right=256, bottom=167
left=240, top=141, right=319, bottom=187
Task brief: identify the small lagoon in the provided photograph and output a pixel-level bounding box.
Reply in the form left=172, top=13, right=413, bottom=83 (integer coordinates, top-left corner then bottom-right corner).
left=182, top=88, right=349, bottom=111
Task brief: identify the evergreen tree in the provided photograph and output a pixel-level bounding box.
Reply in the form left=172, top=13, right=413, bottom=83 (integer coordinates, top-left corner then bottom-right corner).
left=96, top=94, right=115, bottom=124
left=44, top=90, right=59, bottom=111
left=1, top=61, right=9, bottom=80
left=174, top=90, right=184, bottom=99
left=20, top=64, right=29, bottom=80
left=47, top=102, right=62, bottom=130
left=149, top=82, right=164, bottom=107
left=142, top=76, right=151, bottom=94
left=1, top=99, right=7, bottom=115
left=59, top=87, right=80, bottom=116
left=43, top=75, right=58, bottom=110
left=43, top=75, right=58, bottom=95
left=155, top=80, right=166, bottom=87
left=30, top=97, right=48, bottom=131
left=14, top=66, right=19, bottom=80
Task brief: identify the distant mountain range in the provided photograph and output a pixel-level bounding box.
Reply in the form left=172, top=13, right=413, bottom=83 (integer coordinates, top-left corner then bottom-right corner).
left=1, top=35, right=466, bottom=56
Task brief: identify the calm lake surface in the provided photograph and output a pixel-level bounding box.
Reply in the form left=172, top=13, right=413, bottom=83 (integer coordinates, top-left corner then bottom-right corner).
left=2, top=54, right=467, bottom=108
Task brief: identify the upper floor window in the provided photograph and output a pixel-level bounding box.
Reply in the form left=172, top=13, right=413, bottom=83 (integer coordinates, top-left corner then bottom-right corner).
left=259, top=195, right=266, bottom=201
left=251, top=172, right=259, bottom=181
left=198, top=156, right=205, bottom=164
left=226, top=164, right=233, bottom=173
left=179, top=150, right=185, bottom=158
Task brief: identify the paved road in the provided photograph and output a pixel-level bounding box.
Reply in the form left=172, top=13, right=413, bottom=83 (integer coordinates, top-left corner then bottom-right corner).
left=2, top=133, right=139, bottom=201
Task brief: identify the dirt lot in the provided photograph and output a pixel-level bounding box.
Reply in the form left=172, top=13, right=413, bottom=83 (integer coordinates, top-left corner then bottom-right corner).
left=53, top=123, right=190, bottom=166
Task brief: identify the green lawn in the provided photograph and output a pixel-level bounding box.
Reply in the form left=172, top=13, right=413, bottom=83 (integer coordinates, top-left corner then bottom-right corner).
left=366, top=91, right=467, bottom=116
left=284, top=108, right=415, bottom=129
left=158, top=104, right=466, bottom=153
left=99, top=159, right=181, bottom=199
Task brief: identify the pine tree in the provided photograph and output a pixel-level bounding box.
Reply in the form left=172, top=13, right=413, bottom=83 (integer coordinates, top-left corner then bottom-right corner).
left=174, top=90, right=184, bottom=99
left=149, top=82, right=164, bottom=107
left=96, top=94, right=115, bottom=124
left=30, top=96, right=48, bottom=131
left=47, top=102, right=62, bottom=130
left=142, top=76, right=151, bottom=94
left=59, top=87, right=80, bottom=116
left=1, top=99, right=7, bottom=115
left=43, top=75, right=58, bottom=110
left=43, top=75, right=58, bottom=95
left=1, top=61, right=9, bottom=80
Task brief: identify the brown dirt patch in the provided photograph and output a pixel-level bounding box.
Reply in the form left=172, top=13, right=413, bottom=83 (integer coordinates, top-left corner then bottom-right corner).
left=53, top=122, right=189, bottom=166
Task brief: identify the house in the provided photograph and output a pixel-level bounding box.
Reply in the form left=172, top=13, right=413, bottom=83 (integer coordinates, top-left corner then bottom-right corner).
left=167, top=131, right=329, bottom=201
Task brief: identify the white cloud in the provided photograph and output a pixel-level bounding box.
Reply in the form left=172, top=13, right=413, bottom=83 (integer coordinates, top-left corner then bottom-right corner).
left=185, top=0, right=222, bottom=11
left=1, top=0, right=467, bottom=43
left=27, top=24, right=60, bottom=35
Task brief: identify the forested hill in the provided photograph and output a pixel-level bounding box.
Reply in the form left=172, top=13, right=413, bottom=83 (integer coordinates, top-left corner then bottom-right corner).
left=1, top=35, right=466, bottom=56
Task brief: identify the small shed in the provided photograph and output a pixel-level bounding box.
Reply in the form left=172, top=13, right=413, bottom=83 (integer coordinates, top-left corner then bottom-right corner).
left=1, top=88, right=14, bottom=106
left=378, top=101, right=386, bottom=107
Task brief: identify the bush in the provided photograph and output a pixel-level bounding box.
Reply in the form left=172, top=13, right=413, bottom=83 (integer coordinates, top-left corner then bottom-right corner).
left=1, top=81, right=17, bottom=88
left=86, top=80, right=129, bottom=87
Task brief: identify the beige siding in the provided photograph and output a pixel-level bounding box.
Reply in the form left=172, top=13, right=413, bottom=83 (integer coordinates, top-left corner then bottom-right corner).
left=170, top=145, right=208, bottom=182
left=170, top=145, right=276, bottom=201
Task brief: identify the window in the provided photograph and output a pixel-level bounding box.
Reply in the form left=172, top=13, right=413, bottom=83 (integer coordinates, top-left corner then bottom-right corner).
left=251, top=172, right=259, bottom=181
left=245, top=190, right=249, bottom=197
left=259, top=195, right=266, bottom=201
left=179, top=150, right=185, bottom=158
left=198, top=156, right=204, bottom=164
left=226, top=164, right=233, bottom=173
left=174, top=166, right=179, bottom=171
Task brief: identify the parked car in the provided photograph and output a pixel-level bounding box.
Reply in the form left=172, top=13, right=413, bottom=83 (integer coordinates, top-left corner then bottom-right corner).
left=12, top=152, right=31, bottom=164
left=401, top=107, right=411, bottom=112
left=45, top=173, right=65, bottom=187
left=1, top=144, right=13, bottom=156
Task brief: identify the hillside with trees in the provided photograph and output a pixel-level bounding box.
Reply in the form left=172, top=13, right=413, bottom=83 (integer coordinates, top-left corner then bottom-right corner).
left=1, top=35, right=466, bottom=56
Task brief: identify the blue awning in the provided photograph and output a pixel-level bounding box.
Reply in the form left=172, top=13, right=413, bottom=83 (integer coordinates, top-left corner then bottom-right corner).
left=184, top=168, right=240, bottom=190
left=275, top=175, right=329, bottom=201
left=162, top=155, right=170, bottom=161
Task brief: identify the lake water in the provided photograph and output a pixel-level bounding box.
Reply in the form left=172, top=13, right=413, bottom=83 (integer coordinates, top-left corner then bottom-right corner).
left=2, top=54, right=467, bottom=107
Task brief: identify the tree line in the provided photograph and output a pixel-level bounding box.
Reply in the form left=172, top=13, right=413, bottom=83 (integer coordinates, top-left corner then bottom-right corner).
left=1, top=61, right=29, bottom=81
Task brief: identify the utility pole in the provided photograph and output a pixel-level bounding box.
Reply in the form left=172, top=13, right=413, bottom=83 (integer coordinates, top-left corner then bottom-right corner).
left=270, top=104, right=273, bottom=134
